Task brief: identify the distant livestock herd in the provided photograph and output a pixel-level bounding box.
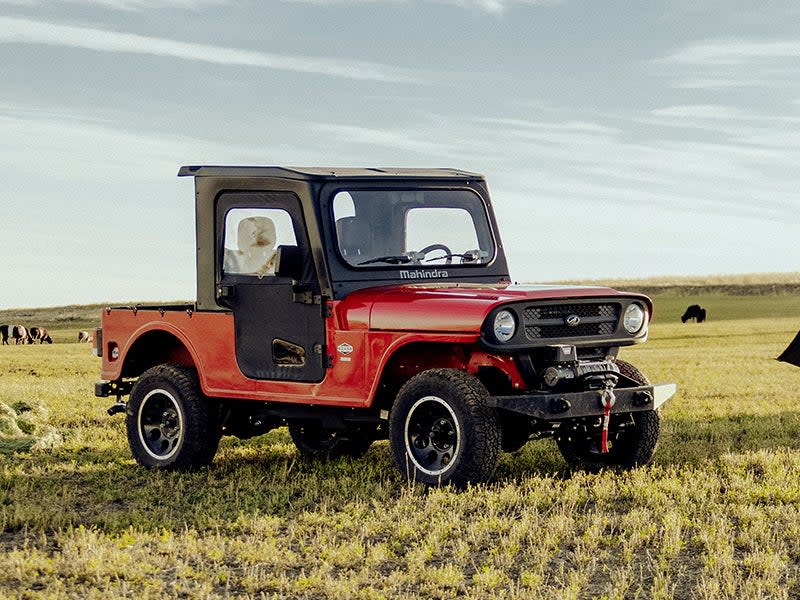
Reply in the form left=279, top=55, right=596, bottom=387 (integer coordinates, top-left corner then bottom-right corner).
left=0, top=325, right=93, bottom=345
left=0, top=324, right=53, bottom=344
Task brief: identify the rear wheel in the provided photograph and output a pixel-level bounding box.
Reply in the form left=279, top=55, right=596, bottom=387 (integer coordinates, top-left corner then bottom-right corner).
left=556, top=360, right=660, bottom=471
left=126, top=364, right=220, bottom=470
left=389, top=369, right=501, bottom=487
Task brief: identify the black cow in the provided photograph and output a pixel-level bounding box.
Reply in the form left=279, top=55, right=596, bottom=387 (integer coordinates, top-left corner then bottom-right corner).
left=0, top=324, right=8, bottom=345
left=681, top=304, right=707, bottom=323
left=778, top=331, right=800, bottom=368
left=29, top=326, right=53, bottom=344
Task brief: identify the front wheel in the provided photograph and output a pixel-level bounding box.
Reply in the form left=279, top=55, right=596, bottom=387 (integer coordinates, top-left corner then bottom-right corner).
left=556, top=360, right=660, bottom=471
left=389, top=369, right=501, bottom=487
left=126, top=364, right=220, bottom=470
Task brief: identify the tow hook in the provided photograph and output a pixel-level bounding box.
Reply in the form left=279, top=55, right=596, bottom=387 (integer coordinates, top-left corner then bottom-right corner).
left=599, top=387, right=616, bottom=453
left=107, top=402, right=126, bottom=416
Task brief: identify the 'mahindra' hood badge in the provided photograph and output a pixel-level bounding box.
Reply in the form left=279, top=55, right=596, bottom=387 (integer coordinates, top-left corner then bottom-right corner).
left=565, top=314, right=581, bottom=327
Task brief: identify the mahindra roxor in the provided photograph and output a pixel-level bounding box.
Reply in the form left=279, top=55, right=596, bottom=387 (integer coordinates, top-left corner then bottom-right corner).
left=95, top=166, right=676, bottom=486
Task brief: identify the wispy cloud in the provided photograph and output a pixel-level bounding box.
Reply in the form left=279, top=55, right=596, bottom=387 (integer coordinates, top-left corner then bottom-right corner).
left=279, top=0, right=561, bottom=15
left=659, top=39, right=800, bottom=65
left=673, top=77, right=788, bottom=90
left=309, top=123, right=454, bottom=156
left=0, top=102, right=115, bottom=124
left=0, top=16, right=421, bottom=82
left=651, top=105, right=746, bottom=120
left=477, top=117, right=619, bottom=134
left=0, top=0, right=227, bottom=9
left=653, top=38, right=800, bottom=90
left=647, top=105, right=800, bottom=131
left=440, top=0, right=561, bottom=13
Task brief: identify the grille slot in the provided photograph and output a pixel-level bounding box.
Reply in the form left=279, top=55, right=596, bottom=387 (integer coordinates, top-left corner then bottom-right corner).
left=523, top=302, right=620, bottom=340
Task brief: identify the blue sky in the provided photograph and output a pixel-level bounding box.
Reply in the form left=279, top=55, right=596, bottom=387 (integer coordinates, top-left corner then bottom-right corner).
left=0, top=0, right=798, bottom=308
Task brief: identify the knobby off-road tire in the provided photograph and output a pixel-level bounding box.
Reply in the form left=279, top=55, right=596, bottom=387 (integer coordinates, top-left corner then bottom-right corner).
left=126, top=364, right=221, bottom=470
left=390, top=368, right=501, bottom=487
left=556, top=359, right=660, bottom=472
left=288, top=422, right=374, bottom=461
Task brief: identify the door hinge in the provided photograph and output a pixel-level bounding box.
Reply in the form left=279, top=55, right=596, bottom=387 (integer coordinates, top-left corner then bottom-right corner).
left=313, top=343, right=334, bottom=368
left=292, top=292, right=314, bottom=304
left=322, top=297, right=333, bottom=318
left=293, top=291, right=324, bottom=306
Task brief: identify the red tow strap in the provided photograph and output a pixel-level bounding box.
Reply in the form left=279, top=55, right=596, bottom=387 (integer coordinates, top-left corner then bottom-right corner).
left=599, top=389, right=616, bottom=453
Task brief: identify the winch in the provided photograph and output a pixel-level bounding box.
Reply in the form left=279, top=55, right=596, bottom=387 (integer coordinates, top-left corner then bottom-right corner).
left=541, top=345, right=620, bottom=389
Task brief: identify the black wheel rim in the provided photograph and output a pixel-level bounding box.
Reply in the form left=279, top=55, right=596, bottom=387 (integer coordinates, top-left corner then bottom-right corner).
left=138, top=389, right=184, bottom=460
left=404, top=395, right=460, bottom=476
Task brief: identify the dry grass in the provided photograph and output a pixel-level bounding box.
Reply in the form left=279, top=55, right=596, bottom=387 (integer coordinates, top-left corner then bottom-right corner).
left=1, top=284, right=800, bottom=598
left=552, top=271, right=800, bottom=288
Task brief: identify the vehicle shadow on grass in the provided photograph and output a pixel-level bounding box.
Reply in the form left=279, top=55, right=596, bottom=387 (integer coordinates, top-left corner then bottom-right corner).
left=2, top=439, right=407, bottom=535
left=654, top=410, right=800, bottom=466
left=7, top=411, right=800, bottom=536
left=498, top=410, right=800, bottom=480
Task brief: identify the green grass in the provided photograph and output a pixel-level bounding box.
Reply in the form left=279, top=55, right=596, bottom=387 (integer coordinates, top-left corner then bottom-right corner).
left=1, top=284, right=800, bottom=598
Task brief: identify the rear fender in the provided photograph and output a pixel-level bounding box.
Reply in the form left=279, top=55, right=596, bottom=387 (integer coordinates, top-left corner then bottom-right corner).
left=119, top=328, right=197, bottom=379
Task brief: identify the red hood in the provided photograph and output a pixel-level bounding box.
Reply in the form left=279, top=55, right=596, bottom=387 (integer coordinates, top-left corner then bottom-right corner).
left=335, top=283, right=651, bottom=332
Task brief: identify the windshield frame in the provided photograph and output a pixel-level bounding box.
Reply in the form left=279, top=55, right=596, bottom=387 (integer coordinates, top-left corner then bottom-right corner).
left=329, top=186, right=497, bottom=271
left=318, top=179, right=511, bottom=299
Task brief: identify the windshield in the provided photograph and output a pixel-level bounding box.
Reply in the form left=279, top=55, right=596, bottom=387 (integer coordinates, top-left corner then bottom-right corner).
left=332, top=189, right=495, bottom=269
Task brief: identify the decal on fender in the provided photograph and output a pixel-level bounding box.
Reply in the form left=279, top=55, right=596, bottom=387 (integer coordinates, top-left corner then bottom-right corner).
left=337, top=342, right=354, bottom=355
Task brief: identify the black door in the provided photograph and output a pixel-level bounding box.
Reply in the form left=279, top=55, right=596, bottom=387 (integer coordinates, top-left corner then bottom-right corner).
left=216, top=192, right=326, bottom=383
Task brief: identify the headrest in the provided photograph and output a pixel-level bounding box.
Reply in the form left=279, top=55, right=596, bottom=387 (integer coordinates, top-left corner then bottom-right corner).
left=238, top=216, right=276, bottom=252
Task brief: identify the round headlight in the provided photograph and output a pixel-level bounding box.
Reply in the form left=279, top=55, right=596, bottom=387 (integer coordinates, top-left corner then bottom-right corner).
left=623, top=303, right=647, bottom=334
left=493, top=310, right=516, bottom=342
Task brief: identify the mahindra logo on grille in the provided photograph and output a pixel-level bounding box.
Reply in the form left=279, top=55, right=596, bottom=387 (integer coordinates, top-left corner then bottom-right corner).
left=565, top=314, right=581, bottom=327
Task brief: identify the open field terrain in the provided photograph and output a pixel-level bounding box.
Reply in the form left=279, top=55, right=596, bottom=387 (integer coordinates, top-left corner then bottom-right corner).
left=1, top=279, right=800, bottom=598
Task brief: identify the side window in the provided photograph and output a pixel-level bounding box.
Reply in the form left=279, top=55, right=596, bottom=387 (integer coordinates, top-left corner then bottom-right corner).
left=223, top=208, right=297, bottom=277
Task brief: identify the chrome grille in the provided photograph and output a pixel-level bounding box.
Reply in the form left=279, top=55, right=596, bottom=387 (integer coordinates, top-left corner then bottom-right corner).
left=523, top=302, right=620, bottom=340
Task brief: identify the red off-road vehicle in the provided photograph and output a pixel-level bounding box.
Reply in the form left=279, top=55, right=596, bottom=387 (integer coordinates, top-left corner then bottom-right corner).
left=95, top=166, right=675, bottom=485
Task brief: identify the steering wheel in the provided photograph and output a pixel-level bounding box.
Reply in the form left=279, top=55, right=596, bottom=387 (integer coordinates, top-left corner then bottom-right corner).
left=418, top=244, right=453, bottom=264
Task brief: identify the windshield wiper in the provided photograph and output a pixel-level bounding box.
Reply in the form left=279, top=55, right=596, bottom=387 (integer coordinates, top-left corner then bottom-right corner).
left=423, top=250, right=487, bottom=263
left=358, top=254, right=415, bottom=266
left=424, top=253, right=472, bottom=263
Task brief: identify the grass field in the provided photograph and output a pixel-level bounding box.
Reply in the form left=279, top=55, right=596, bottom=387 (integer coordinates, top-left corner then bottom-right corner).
left=1, top=282, right=800, bottom=598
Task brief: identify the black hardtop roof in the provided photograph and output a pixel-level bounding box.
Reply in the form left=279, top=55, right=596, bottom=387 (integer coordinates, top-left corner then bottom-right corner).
left=177, top=165, right=484, bottom=181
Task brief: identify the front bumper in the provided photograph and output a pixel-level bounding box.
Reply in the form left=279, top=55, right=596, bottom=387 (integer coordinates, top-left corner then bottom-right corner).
left=488, top=383, right=676, bottom=420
